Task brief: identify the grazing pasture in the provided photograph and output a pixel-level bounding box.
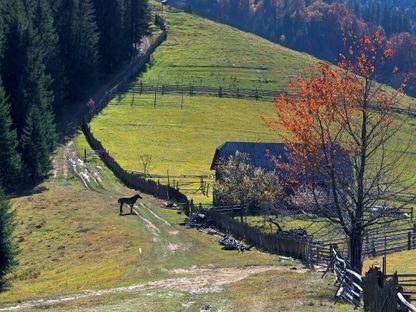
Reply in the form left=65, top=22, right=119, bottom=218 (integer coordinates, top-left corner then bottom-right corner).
left=87, top=4, right=416, bottom=204
left=139, top=6, right=318, bottom=91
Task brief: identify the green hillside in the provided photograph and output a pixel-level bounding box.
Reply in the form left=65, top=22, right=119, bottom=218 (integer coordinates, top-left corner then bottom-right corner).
left=139, top=6, right=317, bottom=90
left=86, top=4, right=416, bottom=203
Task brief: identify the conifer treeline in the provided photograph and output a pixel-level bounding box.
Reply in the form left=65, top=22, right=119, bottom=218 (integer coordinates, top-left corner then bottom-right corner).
left=0, top=0, right=149, bottom=192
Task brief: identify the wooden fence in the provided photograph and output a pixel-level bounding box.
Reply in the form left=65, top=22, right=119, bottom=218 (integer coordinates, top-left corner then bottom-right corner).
left=84, top=15, right=168, bottom=124
left=364, top=267, right=416, bottom=312
left=80, top=15, right=190, bottom=209
left=331, top=247, right=363, bottom=308
left=328, top=248, right=416, bottom=310
left=207, top=208, right=313, bottom=264
left=125, top=81, right=280, bottom=102
left=362, top=226, right=416, bottom=257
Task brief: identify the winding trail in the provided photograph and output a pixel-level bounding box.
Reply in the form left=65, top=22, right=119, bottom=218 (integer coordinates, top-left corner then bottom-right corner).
left=0, top=266, right=304, bottom=311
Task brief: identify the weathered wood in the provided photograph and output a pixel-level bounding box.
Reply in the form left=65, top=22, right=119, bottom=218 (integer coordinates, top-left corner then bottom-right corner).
left=363, top=268, right=398, bottom=312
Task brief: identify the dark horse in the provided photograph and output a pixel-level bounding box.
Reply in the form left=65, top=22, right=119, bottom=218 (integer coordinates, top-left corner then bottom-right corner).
left=118, top=193, right=142, bottom=215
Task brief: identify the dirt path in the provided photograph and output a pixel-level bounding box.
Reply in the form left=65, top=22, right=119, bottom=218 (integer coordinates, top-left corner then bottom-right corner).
left=0, top=266, right=305, bottom=311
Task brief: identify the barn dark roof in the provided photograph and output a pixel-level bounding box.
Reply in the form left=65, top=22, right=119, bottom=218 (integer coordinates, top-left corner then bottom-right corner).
left=210, top=142, right=288, bottom=171
left=210, top=142, right=352, bottom=184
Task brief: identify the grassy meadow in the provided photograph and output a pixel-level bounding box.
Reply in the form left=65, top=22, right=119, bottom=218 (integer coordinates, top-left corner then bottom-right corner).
left=89, top=94, right=277, bottom=176
left=0, top=139, right=354, bottom=312
left=86, top=4, right=416, bottom=204
left=140, top=5, right=318, bottom=91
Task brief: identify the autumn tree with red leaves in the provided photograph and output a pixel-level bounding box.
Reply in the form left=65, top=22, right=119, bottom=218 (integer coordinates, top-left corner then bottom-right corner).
left=263, top=32, right=415, bottom=273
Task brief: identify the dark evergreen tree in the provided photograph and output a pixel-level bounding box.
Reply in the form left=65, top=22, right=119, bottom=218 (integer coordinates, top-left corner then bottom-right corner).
left=0, top=189, right=18, bottom=283
left=21, top=104, right=54, bottom=183
left=0, top=84, right=22, bottom=192
left=121, top=0, right=149, bottom=54
left=18, top=24, right=56, bottom=182
left=51, top=0, right=99, bottom=99
left=93, top=0, right=124, bottom=72
left=0, top=0, right=29, bottom=132
left=28, top=0, right=65, bottom=112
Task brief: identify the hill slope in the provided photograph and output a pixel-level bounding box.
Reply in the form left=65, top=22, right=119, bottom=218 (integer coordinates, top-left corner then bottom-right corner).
left=139, top=6, right=317, bottom=91
left=87, top=3, right=416, bottom=204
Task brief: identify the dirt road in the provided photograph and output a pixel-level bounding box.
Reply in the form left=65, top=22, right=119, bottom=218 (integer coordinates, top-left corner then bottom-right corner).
left=0, top=266, right=306, bottom=311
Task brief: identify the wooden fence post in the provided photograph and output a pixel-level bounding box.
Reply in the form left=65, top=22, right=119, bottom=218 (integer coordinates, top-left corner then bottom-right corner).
left=307, top=237, right=314, bottom=270
left=161, top=84, right=165, bottom=95
left=153, top=89, right=157, bottom=109
left=413, top=223, right=416, bottom=248
left=131, top=88, right=135, bottom=106
left=140, top=81, right=143, bottom=94
left=181, top=91, right=184, bottom=109
left=190, top=199, right=194, bottom=216
left=218, top=87, right=222, bottom=98
left=408, top=232, right=412, bottom=250
left=329, top=244, right=333, bottom=269
left=255, top=88, right=259, bottom=101
left=411, top=207, right=414, bottom=222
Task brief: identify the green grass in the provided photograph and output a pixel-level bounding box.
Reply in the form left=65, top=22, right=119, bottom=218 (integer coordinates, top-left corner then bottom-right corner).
left=0, top=137, right=354, bottom=311
left=88, top=4, right=416, bottom=204
left=88, top=94, right=278, bottom=203
left=364, top=250, right=416, bottom=274
left=0, top=140, right=282, bottom=306
left=139, top=5, right=318, bottom=91
left=89, top=94, right=276, bottom=176
left=23, top=270, right=355, bottom=312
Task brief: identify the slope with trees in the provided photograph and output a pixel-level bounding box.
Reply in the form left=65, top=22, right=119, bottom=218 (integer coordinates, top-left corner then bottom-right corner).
left=0, top=0, right=150, bottom=192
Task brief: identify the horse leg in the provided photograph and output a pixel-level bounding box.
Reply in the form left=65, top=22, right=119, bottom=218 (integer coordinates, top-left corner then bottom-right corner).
left=119, top=202, right=123, bottom=216
left=130, top=203, right=134, bottom=215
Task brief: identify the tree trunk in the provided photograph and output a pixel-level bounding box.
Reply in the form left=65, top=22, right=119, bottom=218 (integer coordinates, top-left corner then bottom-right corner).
left=349, top=226, right=364, bottom=274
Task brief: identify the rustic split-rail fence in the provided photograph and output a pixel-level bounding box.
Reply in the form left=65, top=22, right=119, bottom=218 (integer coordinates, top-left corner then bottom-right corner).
left=329, top=247, right=416, bottom=311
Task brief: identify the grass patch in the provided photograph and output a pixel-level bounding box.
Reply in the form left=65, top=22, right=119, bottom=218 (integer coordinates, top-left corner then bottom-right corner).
left=140, top=5, right=318, bottom=91
left=0, top=137, right=283, bottom=307
left=364, top=250, right=416, bottom=274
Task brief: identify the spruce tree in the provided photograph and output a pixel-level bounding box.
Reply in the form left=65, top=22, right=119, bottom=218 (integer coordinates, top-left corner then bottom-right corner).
left=28, top=0, right=66, bottom=112
left=19, top=24, right=57, bottom=183
left=93, top=0, right=124, bottom=72
left=121, top=0, right=149, bottom=55
left=52, top=0, right=99, bottom=99
left=0, top=0, right=29, bottom=133
left=0, top=189, right=18, bottom=283
left=0, top=84, right=22, bottom=192
left=21, top=104, right=54, bottom=183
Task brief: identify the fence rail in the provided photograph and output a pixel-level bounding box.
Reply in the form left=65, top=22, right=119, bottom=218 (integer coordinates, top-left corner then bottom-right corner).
left=363, top=231, right=416, bottom=257
left=331, top=247, right=363, bottom=308
left=124, top=81, right=280, bottom=101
